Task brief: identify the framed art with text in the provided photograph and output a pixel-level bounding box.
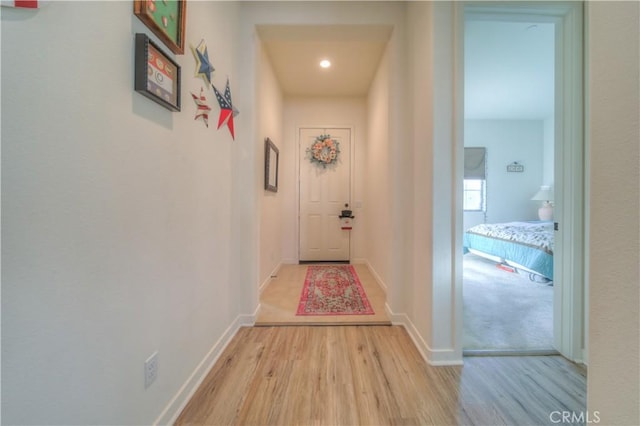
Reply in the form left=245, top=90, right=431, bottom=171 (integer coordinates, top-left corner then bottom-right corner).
left=135, top=33, right=181, bottom=112
left=134, top=0, right=186, bottom=55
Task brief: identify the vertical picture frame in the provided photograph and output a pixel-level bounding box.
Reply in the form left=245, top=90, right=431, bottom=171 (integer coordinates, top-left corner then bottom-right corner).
left=134, top=0, right=186, bottom=55
left=134, top=33, right=181, bottom=112
left=265, top=138, right=279, bottom=192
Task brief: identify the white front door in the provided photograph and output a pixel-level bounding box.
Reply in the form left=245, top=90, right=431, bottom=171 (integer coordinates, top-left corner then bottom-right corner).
left=299, top=128, right=351, bottom=261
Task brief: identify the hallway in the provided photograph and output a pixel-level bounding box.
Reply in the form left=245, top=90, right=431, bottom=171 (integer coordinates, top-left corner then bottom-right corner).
left=1, top=2, right=637, bottom=424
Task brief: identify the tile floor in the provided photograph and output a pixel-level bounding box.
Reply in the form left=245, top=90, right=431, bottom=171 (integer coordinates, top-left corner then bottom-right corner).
left=255, top=263, right=391, bottom=325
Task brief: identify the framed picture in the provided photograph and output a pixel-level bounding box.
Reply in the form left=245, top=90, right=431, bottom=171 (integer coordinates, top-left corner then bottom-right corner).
left=265, top=138, right=279, bottom=192
left=135, top=33, right=181, bottom=112
left=134, top=0, right=186, bottom=55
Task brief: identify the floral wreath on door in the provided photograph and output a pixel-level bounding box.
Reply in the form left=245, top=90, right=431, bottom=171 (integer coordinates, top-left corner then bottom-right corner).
left=306, top=134, right=340, bottom=168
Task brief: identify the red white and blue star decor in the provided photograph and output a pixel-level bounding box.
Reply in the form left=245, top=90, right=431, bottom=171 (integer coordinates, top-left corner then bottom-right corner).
left=190, top=87, right=212, bottom=128
left=191, top=39, right=215, bottom=86
left=187, top=37, right=239, bottom=137
left=212, top=77, right=239, bottom=140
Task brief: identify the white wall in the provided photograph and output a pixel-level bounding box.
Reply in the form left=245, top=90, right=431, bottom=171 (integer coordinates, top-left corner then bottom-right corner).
left=464, top=120, right=544, bottom=230
left=587, top=2, right=640, bottom=424
left=543, top=116, right=555, bottom=187
left=257, top=45, right=284, bottom=287
left=403, top=1, right=461, bottom=364
left=282, top=97, right=367, bottom=263
left=365, top=48, right=393, bottom=290
left=1, top=2, right=247, bottom=424
left=426, top=1, right=459, bottom=362
left=364, top=11, right=412, bottom=323
left=406, top=0, right=432, bottom=353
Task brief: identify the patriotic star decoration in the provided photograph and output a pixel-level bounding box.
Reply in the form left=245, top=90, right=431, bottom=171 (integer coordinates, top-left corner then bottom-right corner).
left=191, top=39, right=215, bottom=86
left=212, top=78, right=239, bottom=140
left=190, top=87, right=212, bottom=128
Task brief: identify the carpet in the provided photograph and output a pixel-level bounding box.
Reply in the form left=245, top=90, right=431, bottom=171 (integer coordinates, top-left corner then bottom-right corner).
left=463, top=253, right=553, bottom=350
left=296, top=265, right=375, bottom=316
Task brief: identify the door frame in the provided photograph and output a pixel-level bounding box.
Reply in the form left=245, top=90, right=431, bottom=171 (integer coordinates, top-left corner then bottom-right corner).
left=457, top=2, right=585, bottom=362
left=296, top=125, right=355, bottom=262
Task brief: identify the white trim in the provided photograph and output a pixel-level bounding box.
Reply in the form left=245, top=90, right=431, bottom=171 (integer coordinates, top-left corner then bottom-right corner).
left=366, top=261, right=463, bottom=364
left=259, top=262, right=282, bottom=294
left=364, top=259, right=388, bottom=294
left=553, top=2, right=586, bottom=362
left=238, top=309, right=259, bottom=327
left=153, top=313, right=255, bottom=426
left=368, top=254, right=461, bottom=365
left=454, top=1, right=466, bottom=361
left=387, top=308, right=463, bottom=366
left=385, top=303, right=403, bottom=324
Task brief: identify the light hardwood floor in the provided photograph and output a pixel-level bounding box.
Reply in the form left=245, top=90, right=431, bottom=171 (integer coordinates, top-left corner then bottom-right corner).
left=255, top=263, right=391, bottom=325
left=176, top=326, right=587, bottom=425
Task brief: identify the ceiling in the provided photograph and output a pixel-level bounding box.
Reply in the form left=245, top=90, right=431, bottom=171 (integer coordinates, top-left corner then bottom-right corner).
left=464, top=20, right=555, bottom=120
left=258, top=20, right=555, bottom=119
left=257, top=25, right=393, bottom=97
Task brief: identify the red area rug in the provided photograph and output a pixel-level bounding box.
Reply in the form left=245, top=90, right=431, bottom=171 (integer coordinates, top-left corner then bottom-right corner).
left=296, top=265, right=375, bottom=316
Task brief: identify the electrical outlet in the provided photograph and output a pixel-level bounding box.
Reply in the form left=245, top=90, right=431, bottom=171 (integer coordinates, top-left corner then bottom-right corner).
left=145, top=351, right=158, bottom=389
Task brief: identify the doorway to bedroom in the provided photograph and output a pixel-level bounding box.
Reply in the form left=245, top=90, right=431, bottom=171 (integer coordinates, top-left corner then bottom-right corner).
left=462, top=14, right=557, bottom=354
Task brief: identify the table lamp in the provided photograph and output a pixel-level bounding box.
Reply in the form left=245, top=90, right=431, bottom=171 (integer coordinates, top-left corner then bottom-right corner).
left=531, top=185, right=554, bottom=221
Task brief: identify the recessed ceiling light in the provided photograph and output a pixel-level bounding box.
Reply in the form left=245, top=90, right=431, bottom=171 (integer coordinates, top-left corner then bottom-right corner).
left=320, top=59, right=331, bottom=68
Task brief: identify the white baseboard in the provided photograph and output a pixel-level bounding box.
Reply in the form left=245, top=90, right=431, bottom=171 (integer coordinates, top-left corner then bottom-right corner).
left=426, top=348, right=464, bottom=366
left=259, top=262, right=282, bottom=294
left=386, top=305, right=463, bottom=366
left=578, top=347, right=587, bottom=366
left=364, top=259, right=461, bottom=366
left=385, top=303, right=404, bottom=324
left=239, top=303, right=260, bottom=326
left=363, top=260, right=388, bottom=294
left=154, top=312, right=256, bottom=425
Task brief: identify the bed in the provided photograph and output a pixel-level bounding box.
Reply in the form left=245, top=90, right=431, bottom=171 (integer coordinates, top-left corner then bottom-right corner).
left=463, top=221, right=554, bottom=281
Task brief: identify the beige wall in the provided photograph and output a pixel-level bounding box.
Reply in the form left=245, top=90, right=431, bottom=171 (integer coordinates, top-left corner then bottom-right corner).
left=406, top=0, right=434, bottom=354
left=257, top=46, right=284, bottom=287
left=365, top=48, right=393, bottom=291
left=587, top=2, right=640, bottom=424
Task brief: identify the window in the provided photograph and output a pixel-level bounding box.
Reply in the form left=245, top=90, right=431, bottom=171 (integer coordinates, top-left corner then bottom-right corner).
left=463, top=179, right=486, bottom=211
left=464, top=147, right=486, bottom=212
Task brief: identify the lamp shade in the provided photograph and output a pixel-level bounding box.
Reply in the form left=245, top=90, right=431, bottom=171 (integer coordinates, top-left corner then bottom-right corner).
left=531, top=186, right=554, bottom=202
